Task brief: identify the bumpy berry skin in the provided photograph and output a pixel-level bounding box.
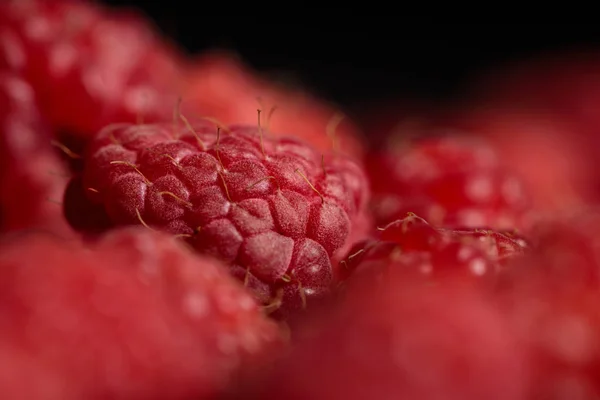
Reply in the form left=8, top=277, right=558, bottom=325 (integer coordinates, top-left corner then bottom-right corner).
left=436, top=106, right=596, bottom=214
left=180, top=52, right=365, bottom=159
left=80, top=120, right=370, bottom=318
left=0, top=227, right=281, bottom=400
left=243, top=275, right=528, bottom=400
left=368, top=135, right=532, bottom=232
left=0, top=0, right=180, bottom=140
left=0, top=71, right=71, bottom=235
left=343, top=214, right=527, bottom=286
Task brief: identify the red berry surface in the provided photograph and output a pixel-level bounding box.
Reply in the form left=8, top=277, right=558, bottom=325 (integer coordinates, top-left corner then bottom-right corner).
left=436, top=106, right=596, bottom=214
left=0, top=71, right=71, bottom=235
left=508, top=211, right=600, bottom=289
left=0, top=0, right=181, bottom=141
left=180, top=51, right=365, bottom=159
left=78, top=119, right=370, bottom=318
left=495, top=212, right=600, bottom=399
left=368, top=135, right=532, bottom=232
left=343, top=213, right=527, bottom=285
left=0, top=227, right=281, bottom=400
left=245, top=275, right=528, bottom=400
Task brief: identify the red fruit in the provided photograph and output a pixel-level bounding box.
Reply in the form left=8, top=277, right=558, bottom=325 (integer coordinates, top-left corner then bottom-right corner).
left=491, top=210, right=600, bottom=398
left=510, top=211, right=600, bottom=289
left=0, top=0, right=181, bottom=140
left=0, top=71, right=72, bottom=235
left=77, top=119, right=371, bottom=318
left=179, top=51, right=365, bottom=159
left=368, top=135, right=532, bottom=232
left=343, top=213, right=527, bottom=285
left=504, top=283, right=600, bottom=399
left=497, top=222, right=600, bottom=399
left=437, top=106, right=595, bottom=214
left=0, top=227, right=281, bottom=400
left=245, top=275, right=528, bottom=400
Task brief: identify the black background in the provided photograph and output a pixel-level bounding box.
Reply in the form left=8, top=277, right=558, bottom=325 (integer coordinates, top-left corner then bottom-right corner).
left=97, top=3, right=600, bottom=112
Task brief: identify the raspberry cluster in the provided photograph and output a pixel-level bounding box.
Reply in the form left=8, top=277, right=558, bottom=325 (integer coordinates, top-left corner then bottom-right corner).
left=5, top=1, right=600, bottom=399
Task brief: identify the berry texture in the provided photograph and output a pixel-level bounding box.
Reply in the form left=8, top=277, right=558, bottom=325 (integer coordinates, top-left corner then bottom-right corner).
left=79, top=120, right=370, bottom=318
left=180, top=51, right=365, bottom=159
left=496, top=213, right=600, bottom=400
left=0, top=71, right=71, bottom=235
left=508, top=211, right=600, bottom=289
left=498, top=272, right=600, bottom=400
left=0, top=227, right=281, bottom=400
left=243, top=275, right=528, bottom=400
left=343, top=214, right=527, bottom=285
left=0, top=0, right=181, bottom=140
left=368, top=135, right=532, bottom=232
left=436, top=106, right=596, bottom=214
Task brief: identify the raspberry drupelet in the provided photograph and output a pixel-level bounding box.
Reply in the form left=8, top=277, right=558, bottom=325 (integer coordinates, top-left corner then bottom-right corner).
left=78, top=117, right=371, bottom=318
left=342, top=213, right=528, bottom=286
left=368, top=135, right=532, bottom=232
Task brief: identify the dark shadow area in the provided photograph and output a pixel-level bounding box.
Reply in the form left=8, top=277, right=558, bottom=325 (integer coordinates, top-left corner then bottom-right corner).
left=97, top=4, right=600, bottom=110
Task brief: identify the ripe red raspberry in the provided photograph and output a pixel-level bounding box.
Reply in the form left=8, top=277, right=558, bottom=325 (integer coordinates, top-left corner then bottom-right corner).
left=0, top=0, right=181, bottom=141
left=495, top=214, right=600, bottom=400
left=0, top=227, right=281, bottom=400
left=242, top=275, right=528, bottom=400
left=368, top=135, right=532, bottom=232
left=436, top=106, right=596, bottom=214
left=78, top=119, right=370, bottom=318
left=504, top=284, right=600, bottom=399
left=0, top=71, right=71, bottom=235
left=180, top=51, right=365, bottom=159
left=342, top=213, right=527, bottom=285
left=486, top=210, right=600, bottom=398
left=505, top=211, right=600, bottom=289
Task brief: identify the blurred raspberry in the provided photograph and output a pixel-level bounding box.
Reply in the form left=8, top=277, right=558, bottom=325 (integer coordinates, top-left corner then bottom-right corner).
left=0, top=227, right=282, bottom=399
left=0, top=71, right=72, bottom=236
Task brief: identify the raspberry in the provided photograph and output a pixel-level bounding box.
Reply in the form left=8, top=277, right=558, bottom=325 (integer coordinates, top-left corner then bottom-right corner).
left=507, top=211, right=600, bottom=289
left=243, top=274, right=528, bottom=400
left=180, top=51, right=365, bottom=159
left=487, top=210, right=600, bottom=398
left=368, top=135, right=532, bottom=232
left=0, top=227, right=281, bottom=399
left=497, top=239, right=600, bottom=398
left=0, top=0, right=181, bottom=141
left=437, top=106, right=596, bottom=213
left=0, top=71, right=71, bottom=235
left=506, top=285, right=600, bottom=399
left=77, top=119, right=370, bottom=318
left=342, top=213, right=527, bottom=286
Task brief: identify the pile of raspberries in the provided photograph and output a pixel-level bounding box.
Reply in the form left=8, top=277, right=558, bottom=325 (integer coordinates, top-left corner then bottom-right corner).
left=4, top=2, right=600, bottom=399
